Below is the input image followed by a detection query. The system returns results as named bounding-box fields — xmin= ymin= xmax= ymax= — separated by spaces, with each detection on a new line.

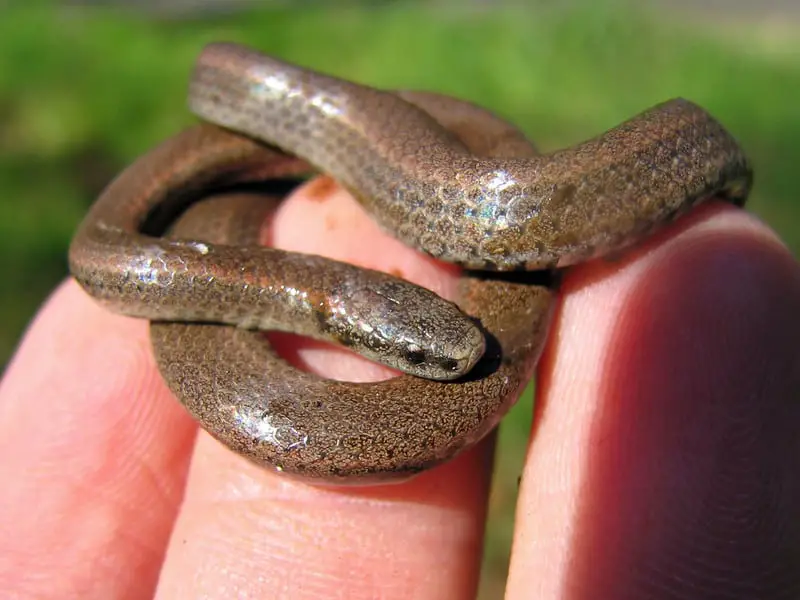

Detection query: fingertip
xmin=0 ymin=280 xmax=198 ymax=595
xmin=1 ymin=280 xmax=190 ymax=459
xmin=509 ymin=203 xmax=800 ymax=598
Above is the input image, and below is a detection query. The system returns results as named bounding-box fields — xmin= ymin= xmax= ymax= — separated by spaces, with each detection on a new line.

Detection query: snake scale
xmin=69 ymin=43 xmax=752 ymax=484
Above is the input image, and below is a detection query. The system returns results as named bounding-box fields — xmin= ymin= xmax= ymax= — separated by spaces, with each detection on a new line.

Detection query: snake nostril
xmin=441 ymin=358 xmax=461 ymax=373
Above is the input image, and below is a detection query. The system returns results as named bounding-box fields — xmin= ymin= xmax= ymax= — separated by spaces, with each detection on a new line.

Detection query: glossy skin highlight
xmin=67 ymin=126 xmax=485 ymax=382
xmin=190 ymin=43 xmax=752 ymax=270
xmin=68 ymin=42 xmax=752 ymax=483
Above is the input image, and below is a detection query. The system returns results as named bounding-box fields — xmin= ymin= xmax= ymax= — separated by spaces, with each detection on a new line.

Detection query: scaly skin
xmin=68 ymin=42 xmax=752 ymax=482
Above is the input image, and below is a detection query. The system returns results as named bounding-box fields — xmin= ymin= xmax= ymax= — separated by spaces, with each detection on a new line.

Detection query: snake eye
xmin=404 ymin=348 xmax=426 ymax=366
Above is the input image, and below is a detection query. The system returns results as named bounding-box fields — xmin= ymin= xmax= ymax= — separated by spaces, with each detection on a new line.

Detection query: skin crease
xmin=0 ymin=183 xmax=798 ymax=598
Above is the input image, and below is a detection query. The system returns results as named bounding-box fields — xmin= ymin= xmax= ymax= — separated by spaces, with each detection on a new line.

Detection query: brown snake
xmin=68 ymin=42 xmax=752 ymax=484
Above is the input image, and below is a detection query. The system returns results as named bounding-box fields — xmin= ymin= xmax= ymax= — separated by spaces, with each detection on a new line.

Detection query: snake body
xmin=68 ymin=42 xmax=752 ymax=483
xmin=189 ymin=43 xmax=751 ymax=270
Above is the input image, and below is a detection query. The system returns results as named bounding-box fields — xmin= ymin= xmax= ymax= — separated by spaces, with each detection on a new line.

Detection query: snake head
xmin=320 ymin=275 xmax=486 ymax=381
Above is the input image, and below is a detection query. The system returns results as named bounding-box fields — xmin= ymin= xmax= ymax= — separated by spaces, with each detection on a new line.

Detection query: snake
xmin=68 ymin=42 xmax=752 ymax=484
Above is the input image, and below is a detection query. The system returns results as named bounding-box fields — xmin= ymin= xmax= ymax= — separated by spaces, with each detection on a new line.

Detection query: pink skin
xmin=0 ymin=177 xmax=798 ymax=599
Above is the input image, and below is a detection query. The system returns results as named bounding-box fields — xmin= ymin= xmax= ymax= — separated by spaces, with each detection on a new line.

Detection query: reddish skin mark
xmin=303 ymin=175 xmax=338 ymax=202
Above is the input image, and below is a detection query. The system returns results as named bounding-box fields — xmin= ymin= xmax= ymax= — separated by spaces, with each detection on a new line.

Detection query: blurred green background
xmin=1 ymin=1 xmax=797 ymax=597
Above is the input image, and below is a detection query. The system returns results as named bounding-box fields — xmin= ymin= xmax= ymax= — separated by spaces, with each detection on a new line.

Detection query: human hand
xmin=1 ymin=178 xmax=798 ymax=599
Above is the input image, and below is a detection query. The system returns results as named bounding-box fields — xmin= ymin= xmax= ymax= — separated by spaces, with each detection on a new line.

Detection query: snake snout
xmin=418 ymin=318 xmax=486 ymax=382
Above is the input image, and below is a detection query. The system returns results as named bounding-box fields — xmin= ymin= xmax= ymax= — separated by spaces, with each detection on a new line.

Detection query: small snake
xmin=68 ymin=42 xmax=752 ymax=484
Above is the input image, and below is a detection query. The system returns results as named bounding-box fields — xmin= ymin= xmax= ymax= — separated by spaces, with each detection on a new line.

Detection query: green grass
xmin=1 ymin=3 xmax=798 ymax=597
